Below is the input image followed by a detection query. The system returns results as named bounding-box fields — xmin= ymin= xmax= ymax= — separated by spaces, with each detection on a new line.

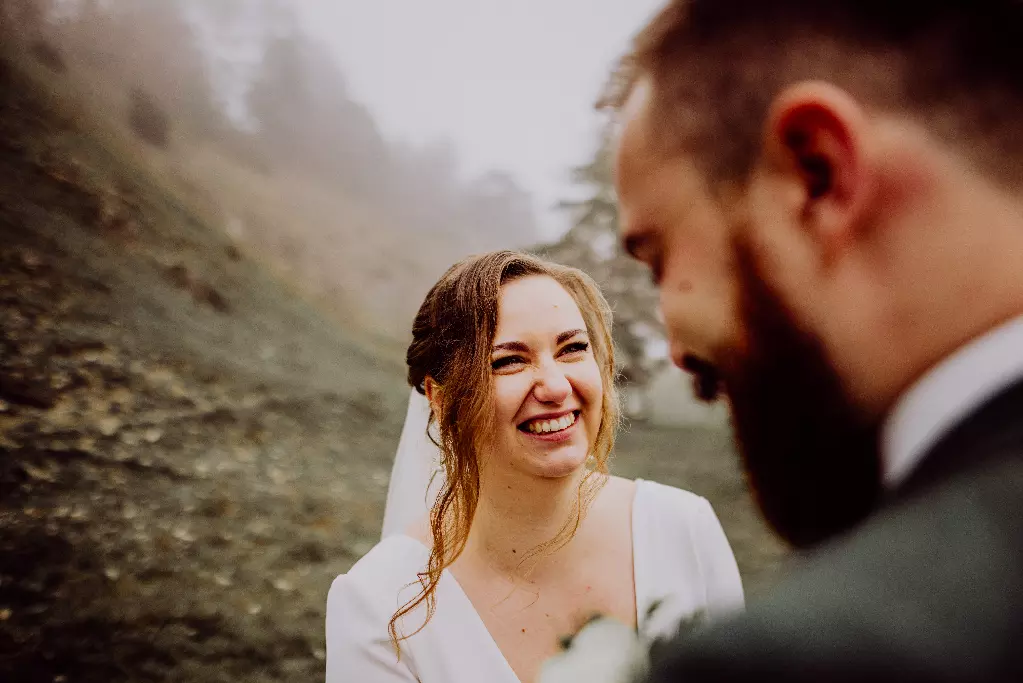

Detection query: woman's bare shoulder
xmin=404 ymin=515 xmax=433 ymax=548
xmin=602 ymin=475 xmax=638 ymax=509
xmin=583 ymin=475 xmax=639 ymax=539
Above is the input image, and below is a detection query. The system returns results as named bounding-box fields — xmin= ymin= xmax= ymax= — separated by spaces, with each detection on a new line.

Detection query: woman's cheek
xmin=491 ymin=373 xmax=528 ymax=423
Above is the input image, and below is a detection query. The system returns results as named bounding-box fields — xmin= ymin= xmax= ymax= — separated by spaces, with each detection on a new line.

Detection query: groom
xmin=601 ymin=0 xmax=1023 ymax=680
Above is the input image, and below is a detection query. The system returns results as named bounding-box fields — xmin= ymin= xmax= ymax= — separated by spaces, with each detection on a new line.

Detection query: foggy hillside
xmin=0 ymin=3 xmax=786 ymax=682
xmin=7 ymin=0 xmax=543 ymax=345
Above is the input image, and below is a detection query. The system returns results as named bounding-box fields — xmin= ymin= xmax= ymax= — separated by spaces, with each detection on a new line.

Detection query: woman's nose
xmin=532 ymin=361 xmax=571 ymax=404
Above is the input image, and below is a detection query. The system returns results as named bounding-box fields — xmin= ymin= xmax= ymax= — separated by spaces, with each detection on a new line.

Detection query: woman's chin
xmin=527 ymin=449 xmax=589 ymax=479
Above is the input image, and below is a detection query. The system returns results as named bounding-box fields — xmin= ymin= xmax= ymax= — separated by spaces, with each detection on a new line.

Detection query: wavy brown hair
xmin=387 ymin=250 xmax=620 ymax=653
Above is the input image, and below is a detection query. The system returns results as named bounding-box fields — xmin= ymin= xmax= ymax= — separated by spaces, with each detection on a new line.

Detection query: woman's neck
xmin=464 ymin=466 xmax=592 ymax=578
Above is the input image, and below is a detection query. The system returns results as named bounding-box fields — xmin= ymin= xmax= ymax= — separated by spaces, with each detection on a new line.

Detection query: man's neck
xmin=465 ymin=466 xmax=592 ymax=578
xmin=853 ymin=159 xmax=1023 ymax=420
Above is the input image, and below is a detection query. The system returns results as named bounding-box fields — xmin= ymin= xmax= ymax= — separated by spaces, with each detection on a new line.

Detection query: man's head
xmin=611 ymin=0 xmax=1023 ymax=546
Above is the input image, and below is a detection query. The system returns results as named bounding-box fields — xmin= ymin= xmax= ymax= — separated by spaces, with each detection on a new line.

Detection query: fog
xmin=293 ymin=0 xmax=664 ymax=238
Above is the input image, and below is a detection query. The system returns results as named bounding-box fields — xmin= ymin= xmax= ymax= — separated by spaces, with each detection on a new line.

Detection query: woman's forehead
xmin=495 ymin=276 xmax=586 ymax=339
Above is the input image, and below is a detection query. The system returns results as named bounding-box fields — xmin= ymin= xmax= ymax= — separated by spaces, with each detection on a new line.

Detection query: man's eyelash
xmin=650 ymin=260 xmax=664 ymax=286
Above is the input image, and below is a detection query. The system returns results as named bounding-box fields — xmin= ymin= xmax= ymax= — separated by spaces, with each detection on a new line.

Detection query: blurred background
xmin=0 ymin=1 xmax=786 ymax=681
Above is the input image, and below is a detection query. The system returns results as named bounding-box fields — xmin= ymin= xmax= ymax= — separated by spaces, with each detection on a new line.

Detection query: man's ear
xmin=760 ymin=81 xmax=872 ymax=265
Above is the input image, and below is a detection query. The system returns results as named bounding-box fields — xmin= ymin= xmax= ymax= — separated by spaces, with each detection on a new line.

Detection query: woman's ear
xmin=424 ymin=377 xmax=443 ymax=419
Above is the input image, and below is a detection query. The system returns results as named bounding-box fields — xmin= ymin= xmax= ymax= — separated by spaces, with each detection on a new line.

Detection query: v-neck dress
xmin=325 ymin=480 xmax=744 ymax=683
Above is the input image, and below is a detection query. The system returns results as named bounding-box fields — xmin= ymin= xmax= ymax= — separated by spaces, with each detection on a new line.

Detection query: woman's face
xmin=486 ymin=275 xmax=604 ymax=479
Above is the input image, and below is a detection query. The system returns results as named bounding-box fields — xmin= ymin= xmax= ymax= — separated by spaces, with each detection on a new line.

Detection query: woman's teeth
xmin=526 ymin=412 xmax=577 ymax=434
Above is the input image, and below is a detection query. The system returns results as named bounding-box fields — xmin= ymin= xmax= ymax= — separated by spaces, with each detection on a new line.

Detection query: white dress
xmin=326 ymin=479 xmax=744 ymax=683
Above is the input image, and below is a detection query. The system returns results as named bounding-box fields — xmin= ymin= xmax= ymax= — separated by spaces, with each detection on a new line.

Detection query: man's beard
xmin=685 ymin=240 xmax=882 ymax=549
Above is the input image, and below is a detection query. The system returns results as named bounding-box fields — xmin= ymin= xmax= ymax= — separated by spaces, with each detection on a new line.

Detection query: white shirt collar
xmin=882 ymin=314 xmax=1023 ymax=489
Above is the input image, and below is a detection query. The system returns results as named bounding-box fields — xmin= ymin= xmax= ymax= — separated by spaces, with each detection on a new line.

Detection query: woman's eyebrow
xmin=492 ymin=329 xmax=587 ymax=353
xmin=492 ymin=340 xmax=529 ymax=353
xmin=557 ymin=329 xmax=587 ymax=344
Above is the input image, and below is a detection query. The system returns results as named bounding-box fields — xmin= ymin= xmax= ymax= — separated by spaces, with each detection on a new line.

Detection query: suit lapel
xmin=890 ymin=376 xmax=1023 ymax=504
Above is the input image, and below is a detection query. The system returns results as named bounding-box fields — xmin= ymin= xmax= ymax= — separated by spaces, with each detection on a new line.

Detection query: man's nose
xmin=533 ymin=361 xmax=571 ymax=404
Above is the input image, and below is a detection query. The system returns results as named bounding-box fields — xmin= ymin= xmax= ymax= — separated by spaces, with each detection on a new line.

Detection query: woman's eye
xmin=491 ymin=356 xmax=523 ymax=371
xmin=561 ymin=341 xmax=590 ymax=356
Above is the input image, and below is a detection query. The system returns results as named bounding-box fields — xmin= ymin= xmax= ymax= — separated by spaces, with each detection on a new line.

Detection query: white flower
xmin=537 ymin=603 xmax=708 ymax=683
xmin=537 ymin=617 xmax=649 ymax=683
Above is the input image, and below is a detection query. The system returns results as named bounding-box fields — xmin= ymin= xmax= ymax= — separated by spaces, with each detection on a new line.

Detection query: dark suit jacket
xmin=647 ymin=378 xmax=1023 ymax=682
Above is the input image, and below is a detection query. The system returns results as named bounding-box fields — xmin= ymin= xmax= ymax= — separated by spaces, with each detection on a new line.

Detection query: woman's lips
xmin=519 ymin=410 xmax=580 ymax=443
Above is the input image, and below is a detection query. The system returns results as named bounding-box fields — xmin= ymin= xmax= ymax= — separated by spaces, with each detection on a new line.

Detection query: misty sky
xmin=292 ymin=0 xmax=664 ymax=239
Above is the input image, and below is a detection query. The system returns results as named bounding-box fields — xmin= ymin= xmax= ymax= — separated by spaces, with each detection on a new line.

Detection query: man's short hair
xmin=604 ymin=0 xmax=1023 ymax=185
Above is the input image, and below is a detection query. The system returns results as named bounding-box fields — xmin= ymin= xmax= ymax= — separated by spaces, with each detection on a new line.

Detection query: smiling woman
xmin=326 ymin=251 xmax=745 ymax=683
xmin=400 ymin=254 xmax=620 ymax=632
xmin=486 ymin=276 xmax=608 ymax=479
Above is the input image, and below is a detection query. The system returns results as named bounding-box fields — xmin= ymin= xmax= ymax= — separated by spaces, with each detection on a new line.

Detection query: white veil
xmin=381 ymin=388 xmax=445 ymax=539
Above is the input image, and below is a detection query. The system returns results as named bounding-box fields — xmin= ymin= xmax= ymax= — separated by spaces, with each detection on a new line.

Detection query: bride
xmin=326 ymin=251 xmax=743 ymax=683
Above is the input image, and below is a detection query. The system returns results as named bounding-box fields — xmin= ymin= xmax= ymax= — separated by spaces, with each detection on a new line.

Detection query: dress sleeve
xmin=693 ymin=498 xmax=745 ymax=617
xmin=326 ymin=574 xmax=420 ymax=683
